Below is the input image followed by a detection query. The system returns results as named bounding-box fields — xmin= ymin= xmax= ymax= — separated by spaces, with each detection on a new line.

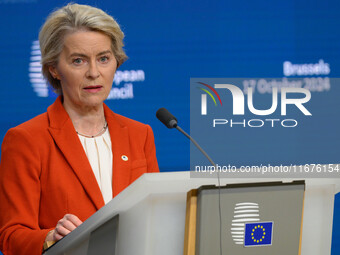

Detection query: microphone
xmin=155 ymin=108 xmax=178 ymax=129
xmin=156 ymin=108 xmax=216 ymax=167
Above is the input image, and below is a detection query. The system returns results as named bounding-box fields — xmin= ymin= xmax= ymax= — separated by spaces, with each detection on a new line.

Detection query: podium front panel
xmin=196 ymin=182 xmax=305 ymax=255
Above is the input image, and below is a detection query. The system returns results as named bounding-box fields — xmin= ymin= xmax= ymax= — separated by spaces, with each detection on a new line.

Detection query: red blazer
xmin=0 ymin=97 xmax=159 ymax=255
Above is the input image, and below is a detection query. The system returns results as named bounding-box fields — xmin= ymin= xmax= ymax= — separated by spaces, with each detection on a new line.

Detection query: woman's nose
xmin=86 ymin=60 xmax=100 ymax=79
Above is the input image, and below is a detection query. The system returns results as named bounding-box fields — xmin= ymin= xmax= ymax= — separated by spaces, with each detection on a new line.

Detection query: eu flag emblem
xmin=244 ymin=222 xmax=273 ymax=247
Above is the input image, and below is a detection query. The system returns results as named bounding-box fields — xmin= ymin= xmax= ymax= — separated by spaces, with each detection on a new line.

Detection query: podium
xmin=44 ymin=172 xmax=340 ymax=255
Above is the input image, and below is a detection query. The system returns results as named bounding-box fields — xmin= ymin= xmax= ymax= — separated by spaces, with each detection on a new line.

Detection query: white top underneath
xmin=78 ymin=128 xmax=113 ymax=204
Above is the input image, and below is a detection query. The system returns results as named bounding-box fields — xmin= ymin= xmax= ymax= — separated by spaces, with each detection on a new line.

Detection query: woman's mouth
xmin=83 ymin=85 xmax=103 ymax=93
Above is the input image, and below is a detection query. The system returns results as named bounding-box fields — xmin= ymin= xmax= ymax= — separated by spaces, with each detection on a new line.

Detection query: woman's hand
xmin=45 ymin=214 xmax=83 ymax=242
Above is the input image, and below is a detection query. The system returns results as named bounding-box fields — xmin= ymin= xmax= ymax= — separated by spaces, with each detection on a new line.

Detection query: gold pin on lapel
xmin=121 ymin=155 xmax=128 ymax=161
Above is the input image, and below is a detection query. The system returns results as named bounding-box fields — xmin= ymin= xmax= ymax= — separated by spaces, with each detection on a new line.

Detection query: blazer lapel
xmin=104 ymin=104 xmax=131 ymax=197
xmin=47 ymin=97 xmax=105 ymax=210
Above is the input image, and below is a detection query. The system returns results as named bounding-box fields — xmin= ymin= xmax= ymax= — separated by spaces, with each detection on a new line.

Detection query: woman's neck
xmin=63 ymin=100 xmax=106 ymax=137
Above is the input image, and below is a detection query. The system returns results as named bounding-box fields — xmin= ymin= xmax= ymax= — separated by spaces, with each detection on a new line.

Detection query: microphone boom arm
xmin=175 ymin=126 xmax=216 ymax=167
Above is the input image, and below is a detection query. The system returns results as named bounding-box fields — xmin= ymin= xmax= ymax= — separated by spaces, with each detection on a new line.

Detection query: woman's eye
xmin=73 ymin=58 xmax=83 ymax=65
xmin=99 ymin=56 xmax=109 ymax=63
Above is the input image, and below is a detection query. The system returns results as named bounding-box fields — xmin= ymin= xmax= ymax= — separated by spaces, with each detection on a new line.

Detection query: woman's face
xmin=49 ymin=30 xmax=117 ymax=110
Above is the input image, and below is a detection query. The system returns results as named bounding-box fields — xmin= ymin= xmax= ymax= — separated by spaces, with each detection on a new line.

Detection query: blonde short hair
xmin=39 ymin=3 xmax=127 ymax=94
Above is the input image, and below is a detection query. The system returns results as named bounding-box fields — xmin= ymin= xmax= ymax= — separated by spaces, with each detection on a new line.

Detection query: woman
xmin=0 ymin=3 xmax=159 ymax=255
